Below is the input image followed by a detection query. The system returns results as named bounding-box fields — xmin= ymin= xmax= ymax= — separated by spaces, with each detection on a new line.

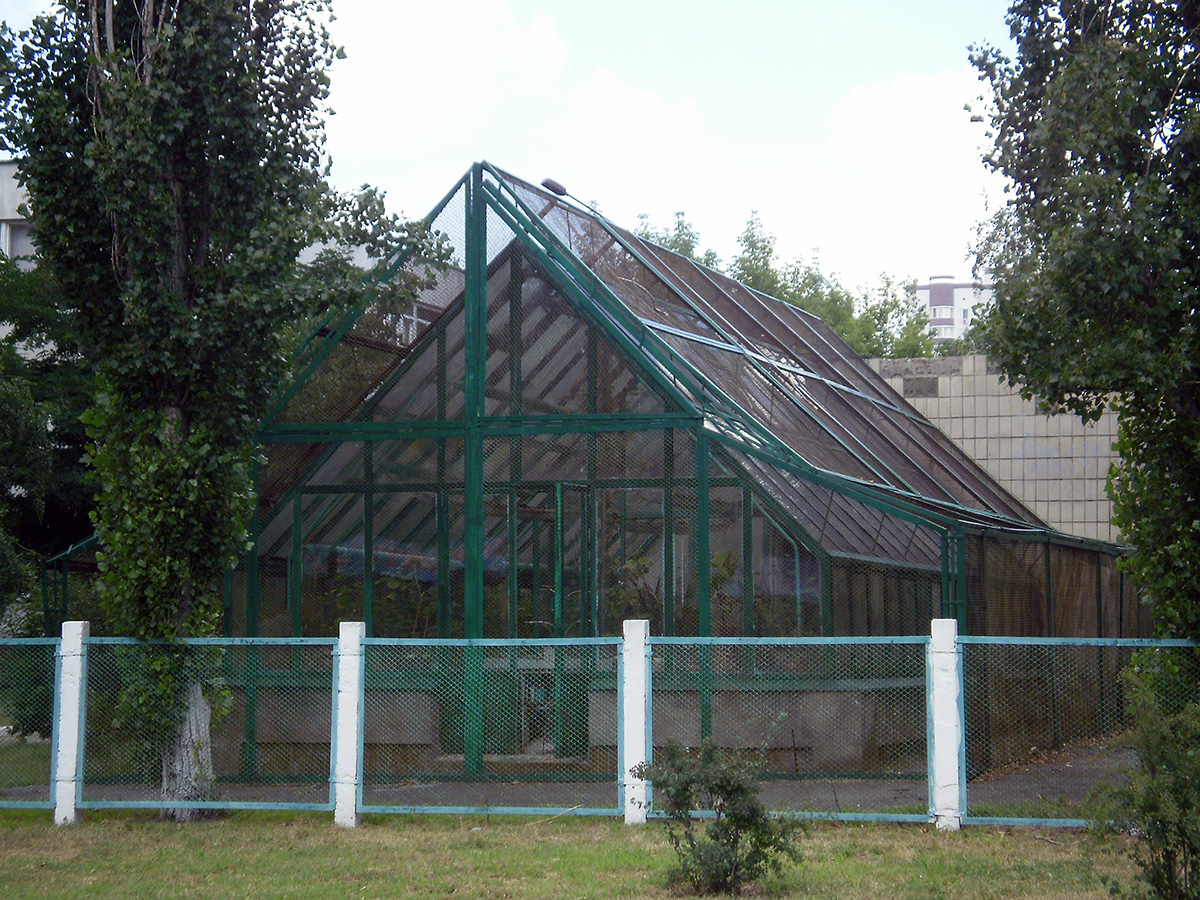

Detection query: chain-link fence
xmin=80 ymin=637 xmax=337 ymax=811
xmin=0 ymin=638 xmax=58 ymax=809
xmin=649 ymin=637 xmax=930 ymax=821
xmin=361 ymin=637 xmax=622 ymax=814
xmin=16 ymin=629 xmax=1197 ymax=825
xmin=961 ymin=637 xmax=1193 ymax=824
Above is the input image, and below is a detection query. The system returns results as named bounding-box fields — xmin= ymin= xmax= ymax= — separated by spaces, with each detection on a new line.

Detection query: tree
xmin=972 ymin=1 xmax=1200 ymax=637
xmin=730 ymin=214 xmax=934 ymax=358
xmin=635 ymin=211 xmax=721 ymax=269
xmin=0 ymin=257 xmax=93 ymax=570
xmin=0 ymin=0 xmax=427 ymax=817
xmin=0 ymin=338 xmax=51 ymax=615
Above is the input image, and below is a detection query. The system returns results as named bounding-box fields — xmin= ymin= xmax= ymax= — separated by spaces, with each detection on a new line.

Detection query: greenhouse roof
xmin=257 ymin=162 xmax=1051 ymax=550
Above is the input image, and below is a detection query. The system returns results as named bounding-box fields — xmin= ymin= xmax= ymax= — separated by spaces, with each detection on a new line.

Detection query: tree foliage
xmin=635 ymin=211 xmax=721 ymax=269
xmin=0 ymin=337 xmax=51 ymax=608
xmin=972 ymin=0 xmax=1200 ymax=636
xmin=730 ymin=213 xmax=934 ymax=358
xmin=0 ymin=256 xmax=94 ymax=572
xmin=637 ymin=210 xmax=934 ymax=358
xmin=2 ymin=0 xmax=375 ymax=641
xmin=633 ymin=740 xmax=803 ymax=895
xmin=1 ymin=0 xmax=437 ymax=815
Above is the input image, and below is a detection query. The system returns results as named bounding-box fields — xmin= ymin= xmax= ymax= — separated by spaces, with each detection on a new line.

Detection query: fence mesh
xmin=650 ymin=638 xmax=928 ymax=818
xmin=0 ymin=640 xmax=57 ymax=807
xmin=80 ymin=639 xmax=336 ymax=808
xmin=961 ymin=639 xmax=1191 ymax=822
xmin=361 ymin=639 xmax=621 ymax=812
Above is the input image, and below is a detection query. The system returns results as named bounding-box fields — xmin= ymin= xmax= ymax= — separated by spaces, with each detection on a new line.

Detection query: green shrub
xmin=633 ymin=739 xmax=803 ymax=895
xmin=1093 ymin=655 xmax=1200 ymax=899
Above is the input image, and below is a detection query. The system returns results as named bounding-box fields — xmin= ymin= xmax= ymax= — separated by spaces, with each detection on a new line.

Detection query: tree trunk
xmin=160 ymin=680 xmax=216 ymax=821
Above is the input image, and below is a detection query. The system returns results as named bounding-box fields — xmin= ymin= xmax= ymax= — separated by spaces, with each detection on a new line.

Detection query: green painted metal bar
xmin=820 ymin=553 xmax=834 ymax=636
xmin=663 ymin=430 xmax=676 ymax=636
xmin=956 ymin=526 xmax=969 ymax=633
xmin=585 ymin=330 xmax=598 ymax=639
xmin=437 ymin=493 xmax=450 ymax=639
xmin=552 ymin=483 xmax=567 ymax=757
xmin=531 ymin=517 xmax=543 ymax=638
xmin=291 ymin=497 xmax=303 ymax=637
xmin=509 ymin=254 xmax=523 ymax=639
xmin=223 ymin=568 xmax=234 ymax=638
xmin=697 ymin=433 xmax=712 ymax=637
xmin=363 ymin=441 xmax=375 ymax=637
xmin=940 ymin=532 xmax=952 ymax=620
xmin=463 ymin=164 xmax=487 ymax=776
xmin=742 ymin=487 xmax=754 ymax=639
xmin=243 ymin=642 xmax=260 ymax=780
xmin=58 ymin=562 xmax=67 ymax=629
xmin=39 ymin=563 xmax=51 ymax=635
xmin=742 ymin=487 xmax=755 ymax=673
xmin=648 ymin=635 xmax=929 ymax=647
xmin=959 ymin=635 xmax=1194 ymax=647
xmin=437 ymin=331 xmax=450 ymax=639
xmin=554 ymin=482 xmax=565 ymax=638
xmin=697 ymin=432 xmax=714 ymax=740
xmin=247 ymin=462 xmax=262 ymax=638
xmin=464 ymin=164 xmax=486 ymax=639
xmin=259 ymin=411 xmax=699 ymax=443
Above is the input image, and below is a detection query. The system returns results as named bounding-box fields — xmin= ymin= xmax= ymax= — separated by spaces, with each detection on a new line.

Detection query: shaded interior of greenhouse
xmin=43 ymin=162 xmax=1150 ymax=643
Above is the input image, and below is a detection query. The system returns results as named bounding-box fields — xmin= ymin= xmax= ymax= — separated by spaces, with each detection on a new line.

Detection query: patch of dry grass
xmin=0 ymin=811 xmax=1137 ymax=899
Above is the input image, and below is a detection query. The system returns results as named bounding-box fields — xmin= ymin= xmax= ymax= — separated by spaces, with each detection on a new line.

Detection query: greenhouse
xmin=44 ymin=162 xmax=1147 ymax=642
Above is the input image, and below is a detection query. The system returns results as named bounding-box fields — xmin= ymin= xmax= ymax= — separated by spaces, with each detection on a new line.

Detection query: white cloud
xmin=325 ymin=0 xmax=569 ymax=213
xmin=322 ymin=4 xmax=1006 ymax=290
xmin=798 ymin=67 xmax=1004 ymax=286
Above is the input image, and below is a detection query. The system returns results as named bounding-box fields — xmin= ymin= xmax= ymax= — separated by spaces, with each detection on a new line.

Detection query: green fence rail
xmin=3 ymin=627 xmax=1193 ymax=827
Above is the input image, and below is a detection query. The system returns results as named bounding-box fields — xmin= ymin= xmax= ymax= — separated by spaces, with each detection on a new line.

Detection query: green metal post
xmin=585 ymin=331 xmax=598 ymax=638
xmin=437 ymin=333 xmax=450 ymax=639
xmin=820 ymin=553 xmax=834 ymax=636
xmin=39 ymin=564 xmax=50 ymax=636
xmin=553 ymin=482 xmax=566 ymax=756
xmin=363 ymin=441 xmax=375 ymax=637
xmin=697 ymin=433 xmax=713 ymax=741
xmin=957 ymin=527 xmax=968 ymax=631
xmin=554 ymin=483 xmax=565 ymax=637
xmin=508 ymin=256 xmax=523 ymax=638
xmin=742 ymin=489 xmax=755 ymax=674
xmin=247 ymin=464 xmax=261 ymax=638
xmin=222 ymin=568 xmax=234 ymax=638
xmin=291 ymin=497 xmax=303 ymax=637
xmin=463 ymin=164 xmax=487 ymax=776
xmin=663 ymin=431 xmax=675 ymax=636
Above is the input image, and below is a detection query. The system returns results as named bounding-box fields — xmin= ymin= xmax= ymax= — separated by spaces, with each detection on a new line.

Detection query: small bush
xmin=633 ymin=739 xmax=803 ymax=895
xmin=1092 ymin=655 xmax=1200 ymax=899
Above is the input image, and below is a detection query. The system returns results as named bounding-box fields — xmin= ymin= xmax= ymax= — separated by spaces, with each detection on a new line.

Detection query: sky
xmin=5 ymin=0 xmax=1017 ymax=290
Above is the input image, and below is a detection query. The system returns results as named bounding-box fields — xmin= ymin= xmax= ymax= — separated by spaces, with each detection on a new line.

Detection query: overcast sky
xmin=6 ymin=0 xmax=1017 ymax=290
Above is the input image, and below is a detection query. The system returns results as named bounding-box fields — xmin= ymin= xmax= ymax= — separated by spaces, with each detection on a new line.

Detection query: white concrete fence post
xmin=929 ymin=618 xmax=964 ymax=832
xmin=622 ymin=619 xmax=651 ymax=824
xmin=53 ymin=620 xmax=89 ymax=826
xmin=334 ymin=621 xmax=365 ymax=828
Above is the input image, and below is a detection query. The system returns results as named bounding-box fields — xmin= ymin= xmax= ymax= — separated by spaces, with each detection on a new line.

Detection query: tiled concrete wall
xmin=869 ymin=355 xmax=1120 ymax=544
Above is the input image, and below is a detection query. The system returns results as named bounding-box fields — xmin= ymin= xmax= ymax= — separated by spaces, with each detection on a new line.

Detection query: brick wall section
xmin=869 ymin=355 xmax=1120 ymax=544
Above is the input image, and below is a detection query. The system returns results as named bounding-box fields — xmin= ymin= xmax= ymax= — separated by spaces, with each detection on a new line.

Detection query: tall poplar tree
xmin=1 ymin=0 xmax=380 ymax=816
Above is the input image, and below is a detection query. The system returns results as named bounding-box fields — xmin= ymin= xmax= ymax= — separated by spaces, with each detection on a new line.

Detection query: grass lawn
xmin=0 ymin=811 xmax=1138 ymax=899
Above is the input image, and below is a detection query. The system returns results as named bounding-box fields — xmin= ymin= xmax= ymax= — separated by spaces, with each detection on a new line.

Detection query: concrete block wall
xmin=870 ymin=355 xmax=1120 ymax=544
